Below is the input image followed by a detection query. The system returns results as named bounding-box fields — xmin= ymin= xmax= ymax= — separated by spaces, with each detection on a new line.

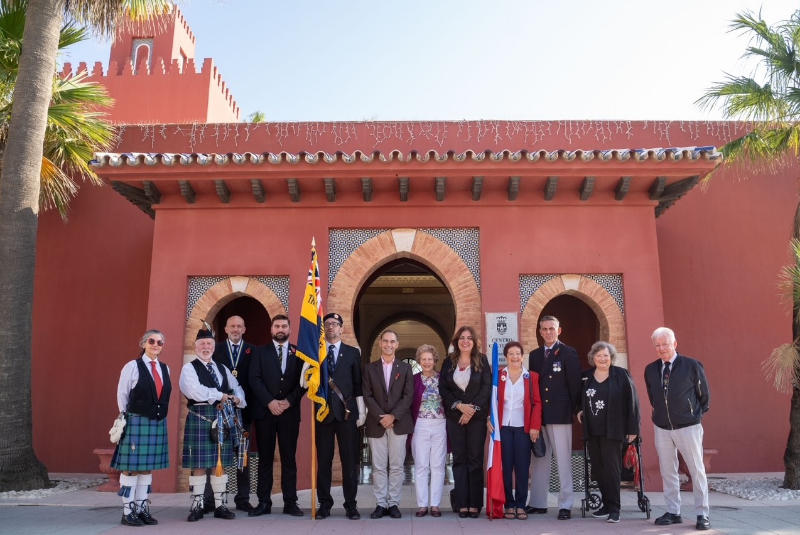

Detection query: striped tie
xmin=206 ymin=362 xmax=221 ymax=389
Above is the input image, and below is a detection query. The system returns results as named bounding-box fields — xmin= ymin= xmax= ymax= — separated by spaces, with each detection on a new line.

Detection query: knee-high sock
xmin=135 ymin=473 xmax=152 ymax=511
xmin=119 ymin=474 xmax=138 ymax=514
xmin=210 ymin=474 xmax=229 ymax=508
xmin=189 ymin=475 xmax=207 ymax=508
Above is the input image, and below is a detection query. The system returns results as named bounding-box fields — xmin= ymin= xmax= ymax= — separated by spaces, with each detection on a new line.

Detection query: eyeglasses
xmin=147 ymin=339 xmax=164 ymax=346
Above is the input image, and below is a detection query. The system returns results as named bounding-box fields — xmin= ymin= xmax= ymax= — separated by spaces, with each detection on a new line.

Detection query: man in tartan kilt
xmin=111 ymin=329 xmax=171 ymax=527
xmin=179 ymin=326 xmax=247 ymax=522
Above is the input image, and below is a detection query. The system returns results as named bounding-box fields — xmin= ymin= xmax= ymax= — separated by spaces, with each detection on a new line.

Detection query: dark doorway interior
xmin=213 ymin=295 xmax=272 ymax=345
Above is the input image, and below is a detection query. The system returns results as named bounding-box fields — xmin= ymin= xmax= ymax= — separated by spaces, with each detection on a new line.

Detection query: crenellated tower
xmin=61 ymin=5 xmax=240 ymax=123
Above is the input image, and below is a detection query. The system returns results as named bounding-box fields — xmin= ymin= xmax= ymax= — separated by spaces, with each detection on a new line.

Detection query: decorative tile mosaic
xmin=519 ymin=275 xmax=558 ymax=311
xmin=328 ymin=228 xmax=481 ymax=292
xmin=186 ymin=276 xmax=226 ymax=319
xmin=186 ymin=276 xmax=290 ymax=319
xmin=419 ymin=228 xmax=480 ymax=292
xmin=254 ymin=276 xmax=290 ymax=313
xmin=584 ymin=274 xmax=625 ymax=316
xmin=328 ymin=229 xmax=390 ymax=290
xmin=519 ymin=274 xmax=624 ymax=316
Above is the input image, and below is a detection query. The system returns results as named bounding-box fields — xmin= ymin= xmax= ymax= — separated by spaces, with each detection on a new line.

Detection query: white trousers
xmin=529 ymin=423 xmax=574 ymax=509
xmin=369 ymin=427 xmax=407 ymax=508
xmin=411 ymin=418 xmax=447 ymax=507
xmin=654 ymin=423 xmax=709 ymax=517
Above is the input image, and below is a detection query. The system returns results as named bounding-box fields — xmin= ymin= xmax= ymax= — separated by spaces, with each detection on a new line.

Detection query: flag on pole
xmin=486 ymin=341 xmax=505 ymax=519
xmin=296 ymin=238 xmax=330 ymax=422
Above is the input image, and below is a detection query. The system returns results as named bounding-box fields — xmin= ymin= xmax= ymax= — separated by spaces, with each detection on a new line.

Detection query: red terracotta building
xmin=35 ymin=6 xmax=792 ymax=493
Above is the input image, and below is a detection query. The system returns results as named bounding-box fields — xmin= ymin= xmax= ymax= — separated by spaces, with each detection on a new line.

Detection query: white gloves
xmin=356 ymin=396 xmax=366 ymax=427
xmin=300 ymin=361 xmax=311 ymax=388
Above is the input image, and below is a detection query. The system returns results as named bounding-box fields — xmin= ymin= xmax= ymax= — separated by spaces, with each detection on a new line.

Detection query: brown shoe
xmin=430 ymin=507 xmax=442 ymax=517
xmin=416 ymin=508 xmax=428 ymax=517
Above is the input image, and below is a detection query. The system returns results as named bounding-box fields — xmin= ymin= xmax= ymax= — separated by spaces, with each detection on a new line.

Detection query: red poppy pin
xmin=245 ymin=348 xmax=251 ymax=355
xmin=554 ymin=348 xmax=561 ymax=356
xmin=395 ymin=373 xmax=400 ymax=380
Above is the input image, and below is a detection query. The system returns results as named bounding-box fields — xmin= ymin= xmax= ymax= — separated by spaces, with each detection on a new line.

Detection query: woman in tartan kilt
xmin=179 ymin=326 xmax=247 ymax=522
xmin=111 ymin=329 xmax=171 ymax=527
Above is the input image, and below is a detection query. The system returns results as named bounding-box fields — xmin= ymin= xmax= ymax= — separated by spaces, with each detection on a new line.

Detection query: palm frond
xmin=778 ymin=239 xmax=800 ymax=316
xmin=65 ymin=0 xmax=173 ymax=39
xmin=696 ymin=74 xmax=783 ymax=120
xmin=762 ymin=341 xmax=800 ymax=394
xmin=39 ymin=157 xmax=78 ymax=218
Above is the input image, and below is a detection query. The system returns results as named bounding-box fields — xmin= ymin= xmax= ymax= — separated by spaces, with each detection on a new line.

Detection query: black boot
xmin=121 ymin=502 xmax=144 ymax=527
xmin=136 ymin=500 xmax=158 ymax=525
xmin=187 ymin=495 xmax=205 ymax=522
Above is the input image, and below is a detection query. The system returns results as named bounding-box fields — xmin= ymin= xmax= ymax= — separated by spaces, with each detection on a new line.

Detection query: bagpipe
xmin=211 ymin=396 xmax=250 ymax=477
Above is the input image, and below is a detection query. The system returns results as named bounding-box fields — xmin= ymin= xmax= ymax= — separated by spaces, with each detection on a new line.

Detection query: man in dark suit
xmin=248 ymin=315 xmax=306 ymax=517
xmin=314 ymin=312 xmax=366 ymax=520
xmin=362 ymin=329 xmax=414 ymax=520
xmin=526 ymin=315 xmax=581 ymax=520
xmin=204 ymin=315 xmax=256 ymax=513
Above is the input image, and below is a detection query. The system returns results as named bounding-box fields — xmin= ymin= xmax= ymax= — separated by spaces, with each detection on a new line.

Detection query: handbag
xmin=109 ymin=412 xmax=127 ymax=444
xmin=527 ymin=376 xmax=546 ymax=457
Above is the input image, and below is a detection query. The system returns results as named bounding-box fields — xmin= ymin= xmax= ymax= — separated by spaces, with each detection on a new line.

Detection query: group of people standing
xmin=110 ymin=313 xmax=712 ymax=531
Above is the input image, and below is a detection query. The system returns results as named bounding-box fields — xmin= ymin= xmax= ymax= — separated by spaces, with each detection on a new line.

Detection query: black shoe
xmin=655 ymin=512 xmax=683 ymax=525
xmin=203 ymin=501 xmax=215 ymax=514
xmin=557 ymin=508 xmax=571 ymax=520
xmin=607 ymin=511 xmax=620 ymax=523
xmin=214 ymin=505 xmax=236 ymax=520
xmin=696 ymin=515 xmax=711 ymax=530
xmin=525 ymin=506 xmax=547 ymax=514
xmin=235 ymin=502 xmax=255 ymax=513
xmin=591 ymin=506 xmax=609 ymax=518
xmin=388 ymin=505 xmax=402 ymax=519
xmin=121 ymin=511 xmax=144 ymax=527
xmin=248 ymin=502 xmax=271 ymax=517
xmin=371 ymin=506 xmax=388 ymax=519
xmin=458 ymin=510 xmax=469 ymax=518
xmin=316 ymin=506 xmax=330 ymax=518
xmin=283 ymin=503 xmax=304 ymax=517
xmin=187 ymin=506 xmax=204 ymax=522
xmin=468 ymin=511 xmax=480 ymax=519
xmin=346 ymin=507 xmax=361 ymax=520
xmin=137 ymin=509 xmax=158 ymax=525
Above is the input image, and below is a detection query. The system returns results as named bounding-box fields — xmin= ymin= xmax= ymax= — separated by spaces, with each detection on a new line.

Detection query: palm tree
xmin=0 ymin=0 xmax=171 ymax=492
xmin=698 ymin=8 xmax=800 ymax=489
xmin=0 ymin=1 xmax=116 ymax=217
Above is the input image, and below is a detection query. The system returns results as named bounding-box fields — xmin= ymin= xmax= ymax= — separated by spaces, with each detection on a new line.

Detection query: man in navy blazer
xmin=314 ymin=312 xmax=366 ymax=520
xmin=248 ymin=315 xmax=306 ymax=517
xmin=526 ymin=315 xmax=581 ymax=520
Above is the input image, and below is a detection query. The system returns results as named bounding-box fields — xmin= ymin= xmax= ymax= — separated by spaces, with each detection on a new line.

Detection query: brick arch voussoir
xmin=184 ymin=277 xmax=287 ymax=352
xmin=328 ymin=230 xmax=482 ymax=349
xmin=520 ymin=275 xmax=626 ymax=354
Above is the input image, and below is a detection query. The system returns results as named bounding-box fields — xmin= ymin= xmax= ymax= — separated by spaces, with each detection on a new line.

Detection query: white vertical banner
xmin=485 ymin=312 xmax=518 ymax=367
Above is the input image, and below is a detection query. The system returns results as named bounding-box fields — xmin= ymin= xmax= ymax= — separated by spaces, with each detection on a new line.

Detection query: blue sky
xmin=63 ymin=0 xmax=800 ymax=122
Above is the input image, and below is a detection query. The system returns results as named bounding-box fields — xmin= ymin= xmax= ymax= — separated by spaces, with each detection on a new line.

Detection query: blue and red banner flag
xmin=486 ymin=341 xmax=505 ymax=519
xmin=296 ymin=238 xmax=330 ymax=422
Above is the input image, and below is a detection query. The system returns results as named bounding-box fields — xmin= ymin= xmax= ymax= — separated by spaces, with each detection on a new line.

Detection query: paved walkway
xmin=1 ymin=473 xmax=798 ymax=534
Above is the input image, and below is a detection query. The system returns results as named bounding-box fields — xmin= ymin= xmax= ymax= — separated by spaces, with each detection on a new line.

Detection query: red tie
xmin=150 ymin=360 xmax=163 ymax=399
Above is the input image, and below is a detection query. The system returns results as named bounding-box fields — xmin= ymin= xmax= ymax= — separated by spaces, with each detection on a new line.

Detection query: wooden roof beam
xmin=435 ymin=176 xmax=446 ymax=202
xmin=179 ymin=180 xmax=196 ymax=204
xmin=362 ymin=177 xmax=373 ymax=202
xmin=507 ymin=176 xmax=520 ymax=201
xmin=398 ymin=177 xmax=409 ymax=202
xmin=580 ymin=176 xmax=595 ymax=201
xmin=324 ymin=177 xmax=336 ymax=202
xmin=214 ymin=179 xmax=230 ymax=203
xmin=251 ymin=179 xmax=266 ymax=203
xmin=472 ymin=176 xmax=484 ymax=201
xmin=615 ymin=176 xmax=632 ymax=201
xmin=287 ymin=178 xmax=301 ymax=202
xmin=142 ymin=181 xmax=161 ymax=204
xmin=649 ymin=176 xmax=667 ymax=200
xmin=111 ymin=181 xmax=155 ymax=219
xmin=544 ymin=176 xmax=558 ymax=201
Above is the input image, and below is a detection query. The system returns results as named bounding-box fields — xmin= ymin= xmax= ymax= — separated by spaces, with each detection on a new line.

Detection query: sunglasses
xmin=147 ymin=338 xmax=165 ymax=346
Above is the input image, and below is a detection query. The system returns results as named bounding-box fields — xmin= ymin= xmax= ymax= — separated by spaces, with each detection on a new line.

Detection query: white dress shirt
xmin=502 ymin=370 xmax=526 ymax=427
xmin=178 ymin=358 xmax=246 ymax=407
xmin=275 ymin=342 xmax=288 ymax=374
xmin=116 ymin=356 xmax=169 ymax=413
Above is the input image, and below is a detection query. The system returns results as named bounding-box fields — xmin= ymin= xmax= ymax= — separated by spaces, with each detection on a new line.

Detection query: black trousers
xmin=253 ymin=414 xmax=300 ymax=506
xmin=447 ymin=417 xmax=487 ymax=509
xmin=203 ymin=413 xmax=253 ymax=506
xmin=587 ymin=435 xmax=623 ymax=513
xmin=315 ymin=417 xmax=359 ymax=509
